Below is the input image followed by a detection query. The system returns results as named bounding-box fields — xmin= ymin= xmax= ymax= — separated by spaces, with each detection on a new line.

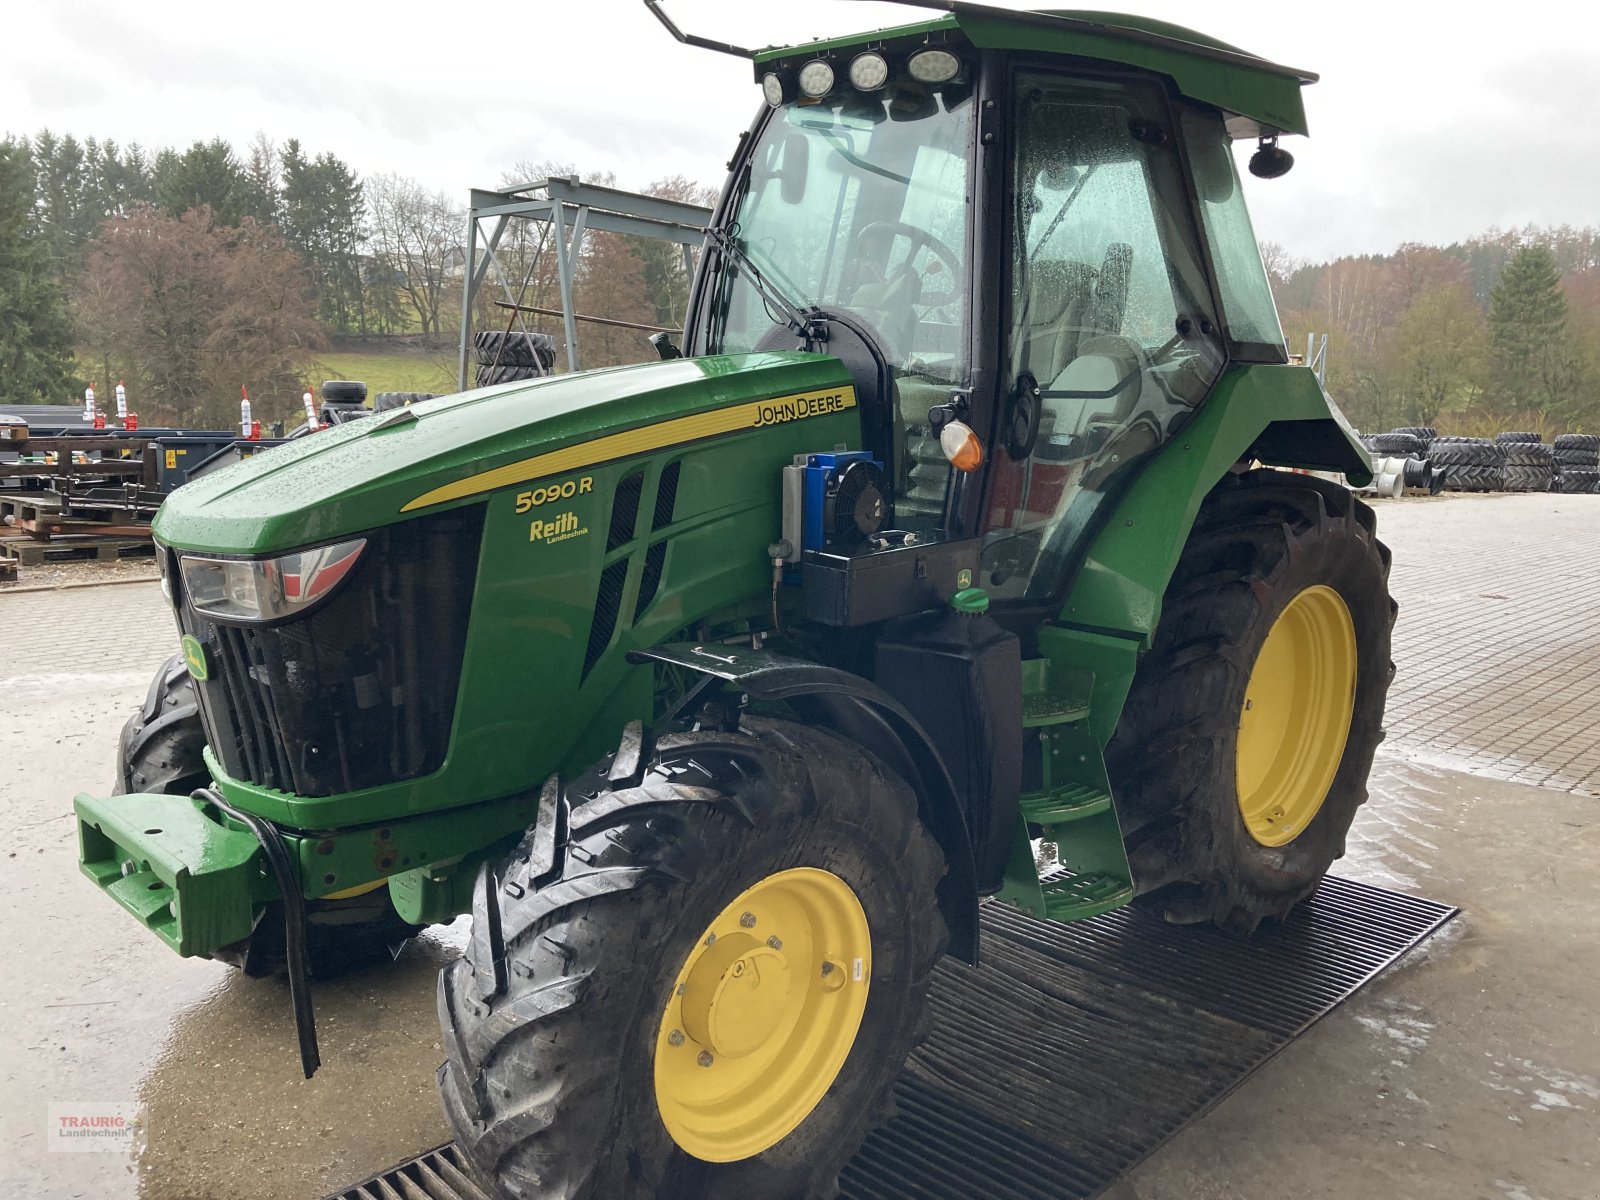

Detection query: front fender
xmin=629 ymin=643 xmax=980 ymax=963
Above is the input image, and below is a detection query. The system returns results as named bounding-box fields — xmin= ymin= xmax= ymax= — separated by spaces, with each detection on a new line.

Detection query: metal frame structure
xmin=458 ymin=177 xmax=712 ymax=388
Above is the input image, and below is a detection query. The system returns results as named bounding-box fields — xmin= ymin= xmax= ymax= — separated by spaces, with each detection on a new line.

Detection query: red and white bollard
xmin=240 ymin=386 xmax=261 ymax=440
xmin=84 ymin=384 xmax=106 ymax=428
xmin=115 ymin=381 xmax=138 ymax=430
xmin=302 ymin=389 xmax=321 ymax=432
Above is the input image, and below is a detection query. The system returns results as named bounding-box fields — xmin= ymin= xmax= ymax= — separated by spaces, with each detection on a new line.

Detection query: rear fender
xmin=1054 ymin=362 xmax=1373 ymax=746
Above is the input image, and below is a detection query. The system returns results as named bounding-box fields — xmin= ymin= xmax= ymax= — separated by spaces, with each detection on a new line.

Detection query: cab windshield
xmin=709 ymin=89 xmax=975 ymax=526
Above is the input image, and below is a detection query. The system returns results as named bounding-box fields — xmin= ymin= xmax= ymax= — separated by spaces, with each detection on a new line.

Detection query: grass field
xmin=313 ymin=350 xmax=458 ymax=398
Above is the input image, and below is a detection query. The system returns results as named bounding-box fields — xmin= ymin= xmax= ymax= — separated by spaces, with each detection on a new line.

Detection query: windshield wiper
xmin=706 ymin=226 xmax=827 ymax=346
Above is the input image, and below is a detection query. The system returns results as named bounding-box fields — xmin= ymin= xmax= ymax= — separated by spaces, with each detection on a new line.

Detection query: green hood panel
xmin=153 ymin=353 xmax=854 ymax=555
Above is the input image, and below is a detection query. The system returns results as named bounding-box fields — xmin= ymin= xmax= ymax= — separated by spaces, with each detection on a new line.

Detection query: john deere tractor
xmin=75 ymin=3 xmax=1394 ymax=1196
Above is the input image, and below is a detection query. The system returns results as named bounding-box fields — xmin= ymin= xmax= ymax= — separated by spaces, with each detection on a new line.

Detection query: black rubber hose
xmin=195 ymin=787 xmax=321 ymax=1078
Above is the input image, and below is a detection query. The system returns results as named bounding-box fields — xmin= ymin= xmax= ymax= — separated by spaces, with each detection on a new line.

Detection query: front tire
xmin=1106 ymin=470 xmax=1396 ymax=932
xmin=437 ymin=718 xmax=948 ymax=1200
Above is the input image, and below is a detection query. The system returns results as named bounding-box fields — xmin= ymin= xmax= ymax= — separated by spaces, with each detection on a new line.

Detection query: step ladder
xmin=997 ymin=660 xmax=1134 ymax=922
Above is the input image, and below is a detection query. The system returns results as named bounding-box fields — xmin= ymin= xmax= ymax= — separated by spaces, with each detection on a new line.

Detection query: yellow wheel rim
xmin=1236 ymin=584 xmax=1358 ymax=847
xmin=654 ymin=867 xmax=872 ymax=1162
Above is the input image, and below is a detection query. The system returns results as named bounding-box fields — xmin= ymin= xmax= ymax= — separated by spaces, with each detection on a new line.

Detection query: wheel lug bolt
xmin=697 ymin=1051 xmax=714 ymax=1067
xmin=739 ymin=912 xmax=757 ymax=928
xmin=820 ymin=961 xmax=834 ymax=977
xmin=767 ymin=936 xmax=782 ymax=950
xmin=704 ymin=933 xmax=716 ymax=946
xmin=668 ymin=1030 xmax=685 ymax=1047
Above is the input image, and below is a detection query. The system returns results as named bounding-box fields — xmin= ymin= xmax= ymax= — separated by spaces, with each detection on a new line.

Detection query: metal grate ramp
xmin=328 ymin=875 xmax=1456 ymax=1200
xmin=334 ymin=1143 xmax=493 ymax=1200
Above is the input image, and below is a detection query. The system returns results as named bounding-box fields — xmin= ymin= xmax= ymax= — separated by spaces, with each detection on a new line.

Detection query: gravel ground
xmin=0 ymin=557 xmax=158 ymax=592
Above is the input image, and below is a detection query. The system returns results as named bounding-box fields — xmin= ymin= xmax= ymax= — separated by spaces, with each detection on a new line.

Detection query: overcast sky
xmin=5 ymin=0 xmax=1597 ymax=262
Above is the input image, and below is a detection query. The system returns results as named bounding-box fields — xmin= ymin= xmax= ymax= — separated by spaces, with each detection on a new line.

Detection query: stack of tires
xmin=1553 ymin=433 xmax=1600 ymax=494
xmin=1494 ymin=432 xmax=1555 ymax=492
xmin=1359 ymin=431 xmax=1437 ymax=495
xmin=474 ymin=330 xmax=557 ymax=388
xmin=1426 ymin=436 xmax=1506 ymax=492
xmin=1364 ymin=431 xmax=1427 ymax=458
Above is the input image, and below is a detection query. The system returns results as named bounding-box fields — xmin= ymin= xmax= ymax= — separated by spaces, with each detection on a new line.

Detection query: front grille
xmin=179 ymin=505 xmax=485 ymax=796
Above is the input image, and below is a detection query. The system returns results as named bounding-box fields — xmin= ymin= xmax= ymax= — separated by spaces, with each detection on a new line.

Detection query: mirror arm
xmin=643 ymin=0 xmax=753 ymax=58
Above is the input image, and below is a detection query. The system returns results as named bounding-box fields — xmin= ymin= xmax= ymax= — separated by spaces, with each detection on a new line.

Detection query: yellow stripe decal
xmin=401 ymin=386 xmax=857 ymax=512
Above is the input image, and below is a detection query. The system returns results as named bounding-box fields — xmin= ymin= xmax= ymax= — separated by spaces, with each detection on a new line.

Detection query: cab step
xmin=1019 ymin=782 xmax=1111 ymax=825
xmin=1021 ymin=689 xmax=1090 ymax=727
xmin=1020 ymin=658 xmax=1092 ymax=727
xmin=1041 ymin=871 xmax=1135 ymax=921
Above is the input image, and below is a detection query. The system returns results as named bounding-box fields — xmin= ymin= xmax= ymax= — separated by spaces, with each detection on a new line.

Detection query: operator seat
xmin=1013 ymin=242 xmax=1132 ymax=383
xmin=1014 ymin=259 xmax=1097 ymax=385
xmin=1034 ymin=335 xmax=1142 ymax=466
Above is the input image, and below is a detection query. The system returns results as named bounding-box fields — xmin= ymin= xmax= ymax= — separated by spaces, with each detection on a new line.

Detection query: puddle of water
xmin=1341 ymin=752 xmax=1448 ymax=891
xmin=131 ymin=926 xmax=463 ymax=1199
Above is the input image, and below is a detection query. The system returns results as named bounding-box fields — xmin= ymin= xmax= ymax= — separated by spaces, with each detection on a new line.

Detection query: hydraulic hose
xmin=194 ymin=787 xmax=321 ymax=1079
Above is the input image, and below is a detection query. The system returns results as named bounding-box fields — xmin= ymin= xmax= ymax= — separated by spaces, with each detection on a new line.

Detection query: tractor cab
xmin=685 ymin=6 xmax=1320 ymax=609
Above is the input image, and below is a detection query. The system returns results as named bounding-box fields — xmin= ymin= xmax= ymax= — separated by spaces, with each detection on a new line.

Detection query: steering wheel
xmin=854 ymin=221 xmax=962 ymax=308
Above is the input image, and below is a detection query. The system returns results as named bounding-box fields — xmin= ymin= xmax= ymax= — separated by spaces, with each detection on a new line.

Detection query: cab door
xmin=980 ymin=71 xmax=1227 ymax=602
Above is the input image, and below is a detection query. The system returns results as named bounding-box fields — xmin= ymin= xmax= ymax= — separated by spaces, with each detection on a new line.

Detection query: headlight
xmin=762 ymin=71 xmax=790 ymax=107
xmin=155 ymin=543 xmax=172 ymax=603
xmin=180 ymin=538 xmax=366 ymax=623
xmin=798 ymin=59 xmax=835 ymax=98
xmin=907 ymin=48 xmax=962 ymax=84
xmin=848 ymin=52 xmax=889 ymax=92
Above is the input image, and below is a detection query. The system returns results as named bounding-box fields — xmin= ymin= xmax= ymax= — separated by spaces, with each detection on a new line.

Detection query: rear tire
xmin=118 ymin=653 xmax=421 ymax=979
xmin=1557 ymin=467 xmax=1600 ymax=494
xmin=1392 ymin=426 xmax=1437 ymax=442
xmin=474 ymin=363 xmax=543 ymax=388
xmin=437 ymin=718 xmax=947 ymax=1200
xmin=1365 ymin=432 xmax=1423 ymax=457
xmin=474 ymin=330 xmax=556 ymax=371
xmin=1429 ymin=437 xmax=1507 ymax=491
xmin=320 ymin=380 xmax=368 ymax=402
xmin=1105 ymin=471 xmax=1395 ymax=933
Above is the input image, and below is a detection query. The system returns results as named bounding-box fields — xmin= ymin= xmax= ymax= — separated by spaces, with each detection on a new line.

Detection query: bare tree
xmin=1258 ymin=240 xmax=1299 ymax=294
xmin=366 ymin=173 xmax=463 ymax=336
xmin=74 ymin=205 xmax=322 ymax=426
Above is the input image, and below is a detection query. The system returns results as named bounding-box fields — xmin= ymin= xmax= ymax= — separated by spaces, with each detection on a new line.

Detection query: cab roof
xmin=753 ymin=7 xmax=1314 ymax=138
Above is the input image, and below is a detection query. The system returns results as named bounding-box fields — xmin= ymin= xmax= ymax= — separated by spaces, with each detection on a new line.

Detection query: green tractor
xmin=76 ymin=3 xmax=1394 ymax=1196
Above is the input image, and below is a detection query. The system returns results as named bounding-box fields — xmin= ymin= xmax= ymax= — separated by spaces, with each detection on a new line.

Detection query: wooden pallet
xmin=0 ymin=535 xmax=155 ymax=566
xmin=0 ymin=493 xmax=59 ymax=524
xmin=0 ymin=492 xmax=151 ymax=538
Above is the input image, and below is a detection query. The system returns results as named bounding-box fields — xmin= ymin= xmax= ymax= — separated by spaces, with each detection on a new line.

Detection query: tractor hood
xmin=154 ymin=352 xmax=855 ymax=555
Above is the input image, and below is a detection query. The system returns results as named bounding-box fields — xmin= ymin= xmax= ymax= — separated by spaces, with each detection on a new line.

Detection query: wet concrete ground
xmin=2 ymin=493 xmax=1597 ymax=1199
